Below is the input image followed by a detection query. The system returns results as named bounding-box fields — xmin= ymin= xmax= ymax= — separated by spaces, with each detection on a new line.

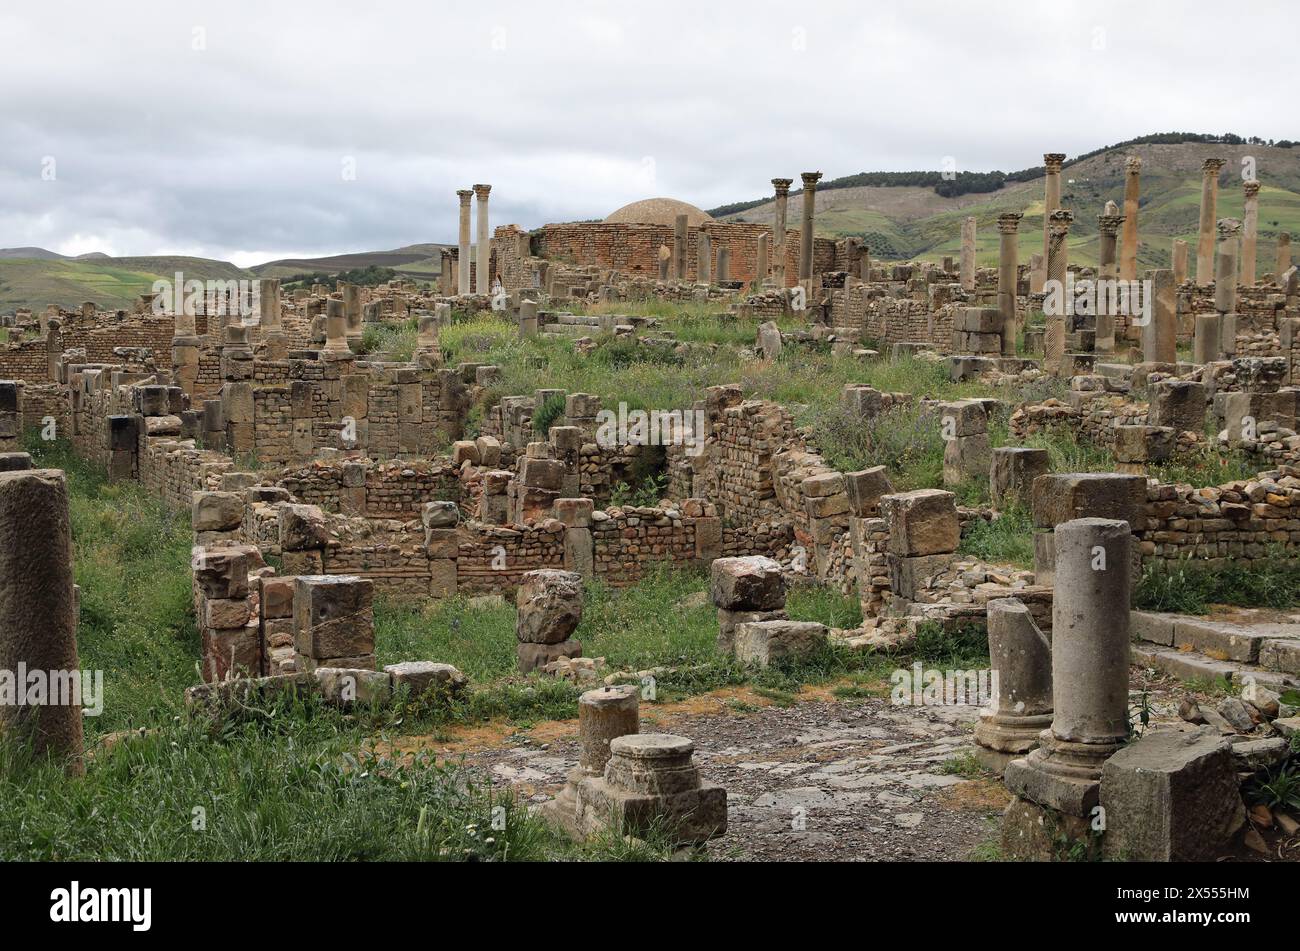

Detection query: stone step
xmin=1130 ymin=643 xmax=1298 ymax=689
xmin=1131 ymin=609 xmax=1300 ymax=670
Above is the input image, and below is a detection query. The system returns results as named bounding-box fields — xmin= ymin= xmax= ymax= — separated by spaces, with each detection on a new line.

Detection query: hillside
xmin=717 ymin=140 xmax=1300 ymax=278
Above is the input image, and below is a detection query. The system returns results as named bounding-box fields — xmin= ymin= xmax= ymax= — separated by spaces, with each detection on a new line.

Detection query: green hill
xmin=716 ymin=139 xmax=1300 ymax=279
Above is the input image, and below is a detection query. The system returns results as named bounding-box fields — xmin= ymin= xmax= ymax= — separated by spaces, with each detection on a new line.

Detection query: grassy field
xmin=0 ymin=255 xmax=248 ymax=314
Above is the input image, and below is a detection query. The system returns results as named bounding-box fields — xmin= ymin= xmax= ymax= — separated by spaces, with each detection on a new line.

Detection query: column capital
xmin=457 ymin=189 xmax=473 ymax=203
xmin=771 ymin=177 xmax=793 ymax=196
xmin=1097 ymin=214 xmax=1125 ymax=237
xmin=1048 ymin=209 xmax=1074 ymax=233
xmin=1125 ymin=155 xmax=1142 ymax=173
xmin=800 ymin=171 xmax=823 ymax=187
xmin=996 ymin=212 xmax=1023 ymax=234
xmin=1243 ymin=180 xmax=1261 ymax=198
xmin=1043 ymin=153 xmax=1066 ymax=173
xmin=1217 ymin=217 xmax=1242 ymax=240
xmin=1202 ymin=158 xmax=1227 ymax=175
xmin=473 ymin=183 xmax=492 ymax=199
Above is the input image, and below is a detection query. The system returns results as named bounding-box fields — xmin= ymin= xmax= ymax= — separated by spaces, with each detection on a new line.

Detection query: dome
xmin=605 ymin=198 xmax=714 ymax=228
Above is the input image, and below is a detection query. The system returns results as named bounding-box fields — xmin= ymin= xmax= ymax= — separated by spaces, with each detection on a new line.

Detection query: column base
xmin=1003 ymin=729 xmax=1125 ymax=817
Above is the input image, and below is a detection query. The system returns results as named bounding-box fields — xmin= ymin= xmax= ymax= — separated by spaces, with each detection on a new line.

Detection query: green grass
xmin=1135 ymin=551 xmax=1300 ymax=614
xmin=360 ymin=318 xmax=418 ymax=360
xmin=958 ymin=505 xmax=1033 ymax=569
xmin=24 ymin=435 xmax=198 ymax=736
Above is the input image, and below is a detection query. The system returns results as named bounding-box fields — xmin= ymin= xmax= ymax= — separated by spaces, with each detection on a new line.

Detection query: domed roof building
xmin=604 ymin=198 xmax=714 ymax=228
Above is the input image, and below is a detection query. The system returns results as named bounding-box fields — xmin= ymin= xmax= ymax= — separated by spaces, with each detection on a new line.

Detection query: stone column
xmin=457 ymin=189 xmax=473 ymax=295
xmin=673 ymin=214 xmax=688 ymax=280
xmin=974 ymin=598 xmax=1053 ymax=774
xmin=1143 ymin=268 xmax=1177 ymax=364
xmin=755 ymin=233 xmax=769 ymax=287
xmin=1172 ymin=238 xmax=1189 ymax=285
xmin=256 ymin=278 xmax=282 ymax=332
xmin=1096 ymin=205 xmax=1124 ymax=353
xmin=798 ymin=171 xmax=822 ymax=283
xmin=474 ymin=184 xmax=492 ymax=295
xmin=996 ymin=212 xmax=1022 ymax=355
xmin=697 ymin=232 xmax=712 ymax=284
xmin=1277 ymin=232 xmax=1293 ymax=277
xmin=1196 ymin=158 xmax=1226 ymax=285
xmin=578 ymin=684 xmax=639 ymax=776
xmin=1040 ymin=152 xmax=1066 ymax=273
xmin=1005 ymin=518 xmax=1131 ymax=816
xmin=1120 ymin=156 xmax=1141 ymax=281
xmin=959 ymin=216 xmax=976 ymax=291
xmin=324 ymin=299 xmax=349 ymax=352
xmin=1242 ymin=180 xmax=1260 ymax=286
xmin=771 ymin=178 xmax=792 ymax=287
xmin=0 ymin=469 xmax=83 ymax=771
xmin=1044 ymin=210 xmax=1073 ymax=377
xmin=343 ymin=282 xmax=362 ymax=350
xmin=1216 ymin=218 xmax=1241 ymax=357
xmin=717 ymin=245 xmax=730 ymax=283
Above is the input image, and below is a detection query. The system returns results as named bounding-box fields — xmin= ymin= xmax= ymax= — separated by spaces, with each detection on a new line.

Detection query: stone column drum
xmin=1096 ymin=206 xmax=1125 ymax=352
xmin=578 ymin=684 xmax=640 ymax=776
xmin=974 ymin=598 xmax=1053 ymax=773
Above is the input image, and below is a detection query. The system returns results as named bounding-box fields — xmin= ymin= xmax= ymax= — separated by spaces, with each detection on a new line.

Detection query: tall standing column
xmin=1040 ymin=153 xmax=1066 ymax=274
xmin=1196 ymin=158 xmax=1226 ymax=285
xmin=1119 ymin=156 xmax=1141 ymax=281
xmin=1096 ymin=206 xmax=1124 ymax=352
xmin=0 ymin=469 xmax=83 ymax=772
xmin=343 ymin=282 xmax=362 ymax=350
xmin=1278 ymin=232 xmax=1293 ymax=277
xmin=959 ymin=216 xmax=977 ymax=291
xmin=474 ymin=184 xmax=492 ymax=295
xmin=996 ymin=212 xmax=1022 ymax=355
xmin=457 ymin=189 xmax=473 ymax=295
xmin=755 ymin=233 xmax=769 ymax=288
xmin=697 ymin=232 xmax=712 ymax=284
xmin=798 ymin=171 xmax=822 ymax=283
xmin=1044 ymin=210 xmax=1073 ymax=377
xmin=1241 ymin=180 xmax=1260 ymax=286
xmin=771 ymin=178 xmax=792 ymax=288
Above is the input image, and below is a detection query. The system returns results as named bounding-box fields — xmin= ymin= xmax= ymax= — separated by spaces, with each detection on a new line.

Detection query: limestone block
xmin=192 ymin=491 xmax=244 ymax=533
xmin=734 ymin=620 xmax=828 ymax=667
xmin=880 ymin=489 xmax=959 ymax=556
xmin=709 ymin=556 xmax=786 ymax=611
xmin=989 ymin=447 xmax=1050 ymax=508
xmin=1030 ymin=473 xmax=1146 ymax=530
xmin=844 ymin=466 xmax=892 ymax=517
xmin=314 ymin=667 xmax=391 ymax=706
xmin=293 ymin=575 xmax=374 ymax=659
xmin=384 ymin=661 xmax=467 ymax=697
xmin=518 ymin=639 xmax=582 ymax=673
xmin=279 ymin=503 xmax=329 ymax=551
xmin=1100 ymin=728 xmax=1245 ymax=861
xmin=516 ymin=569 xmax=584 ymax=644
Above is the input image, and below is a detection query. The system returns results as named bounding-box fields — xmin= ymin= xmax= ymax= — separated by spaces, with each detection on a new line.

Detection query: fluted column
xmin=996 ymin=212 xmax=1022 ymax=355
xmin=1119 ymin=156 xmax=1141 ymax=281
xmin=474 ymin=184 xmax=492 ymax=295
xmin=1196 ymin=158 xmax=1226 ymax=285
xmin=1242 ymin=180 xmax=1260 ymax=286
xmin=771 ymin=178 xmax=792 ymax=288
xmin=799 ymin=171 xmax=822 ymax=282
xmin=457 ymin=190 xmax=472 ymax=295
xmin=1278 ymin=232 xmax=1293 ymax=278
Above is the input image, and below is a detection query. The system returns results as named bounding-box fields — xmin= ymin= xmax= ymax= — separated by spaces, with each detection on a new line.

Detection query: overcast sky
xmin=0 ymin=0 xmax=1293 ymax=267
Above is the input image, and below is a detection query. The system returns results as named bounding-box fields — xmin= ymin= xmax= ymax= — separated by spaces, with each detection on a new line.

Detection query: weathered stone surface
xmin=518 ymin=638 xmax=581 ymax=673
xmin=192 ymin=491 xmax=243 ymax=532
xmin=314 ymin=667 xmax=392 ymax=706
xmin=734 ymin=620 xmax=828 ymax=667
xmin=709 ymin=556 xmax=786 ymax=611
xmin=578 ymin=684 xmax=639 ymax=776
xmin=989 ymin=447 xmax=1049 ymax=508
xmin=1031 ymin=472 xmax=1146 ymax=530
xmin=516 ymin=569 xmax=584 ymax=644
xmin=844 ymin=466 xmax=893 ymax=517
xmin=384 ymin=660 xmax=467 ymax=697
xmin=880 ymin=489 xmax=959 ymax=556
xmin=1100 ymin=728 xmax=1245 ymax=861
xmin=293 ymin=575 xmax=374 ymax=659
xmin=279 ymin=503 xmax=330 ymax=551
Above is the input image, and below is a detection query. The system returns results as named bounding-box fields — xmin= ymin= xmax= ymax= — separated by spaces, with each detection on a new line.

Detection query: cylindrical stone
xmin=457 ymin=189 xmax=473 ymax=295
xmin=474 ymin=184 xmax=492 ymax=295
xmin=578 ymin=684 xmax=639 ymax=776
xmin=799 ymin=171 xmax=821 ymax=282
xmin=1050 ymin=517 xmax=1131 ymax=746
xmin=0 ymin=469 xmax=83 ymax=771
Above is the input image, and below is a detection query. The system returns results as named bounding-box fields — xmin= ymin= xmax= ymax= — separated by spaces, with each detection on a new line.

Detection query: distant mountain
xmin=0 ymin=247 xmax=67 ymax=260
